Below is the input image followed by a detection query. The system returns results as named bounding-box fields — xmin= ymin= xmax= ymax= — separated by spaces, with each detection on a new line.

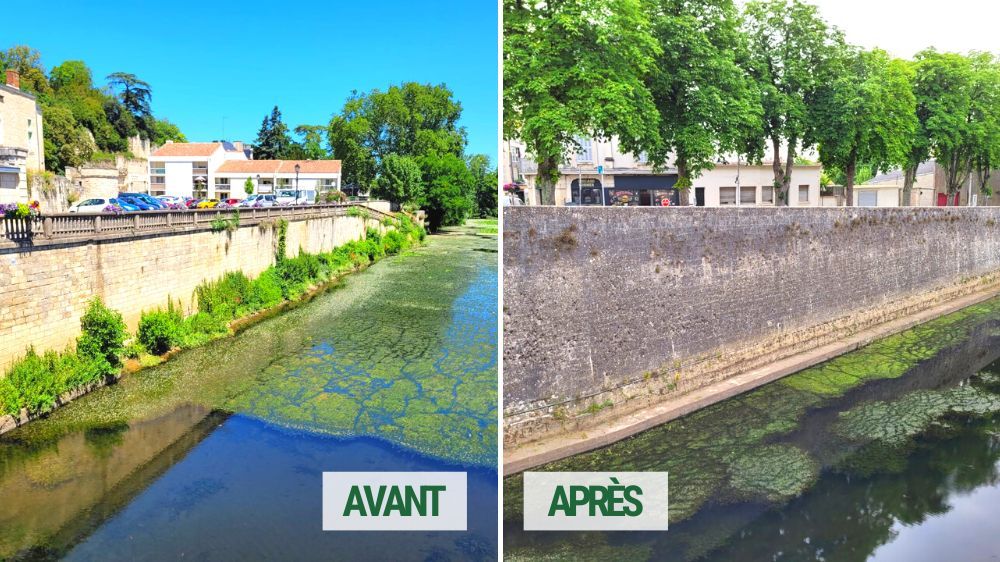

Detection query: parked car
xmin=121 ymin=192 xmax=166 ymax=210
xmin=157 ymin=195 xmax=185 ymax=205
xmin=196 ymin=199 xmax=220 ymax=209
xmin=111 ymin=197 xmax=141 ymax=212
xmin=238 ymin=194 xmax=278 ymax=207
xmin=224 ymin=198 xmax=242 ymax=206
xmin=116 ymin=194 xmax=154 ymax=211
xmin=276 ymin=189 xmax=316 ymax=205
xmin=70 ymin=198 xmax=114 ymax=213
xmin=185 ymin=198 xmax=203 ymax=209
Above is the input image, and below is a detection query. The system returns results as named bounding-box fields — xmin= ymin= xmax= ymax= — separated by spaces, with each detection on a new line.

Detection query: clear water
xmin=504 ymin=297 xmax=1000 ymax=561
xmin=0 ymin=225 xmax=498 ymax=561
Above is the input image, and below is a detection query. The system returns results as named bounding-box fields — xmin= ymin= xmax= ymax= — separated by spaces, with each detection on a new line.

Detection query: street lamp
xmin=256 ymin=174 xmax=261 ymax=195
xmin=294 ymin=163 xmax=301 ymax=205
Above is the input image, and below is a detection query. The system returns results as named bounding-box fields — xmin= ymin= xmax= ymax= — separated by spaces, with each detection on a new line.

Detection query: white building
xmin=503 ymin=137 xmax=822 ymax=207
xmin=0 ymin=70 xmax=45 ymax=204
xmin=149 ymin=141 xmax=341 ymax=200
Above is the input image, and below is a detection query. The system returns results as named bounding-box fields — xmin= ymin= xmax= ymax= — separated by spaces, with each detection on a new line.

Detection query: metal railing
xmin=0 ymin=202 xmax=395 ymax=244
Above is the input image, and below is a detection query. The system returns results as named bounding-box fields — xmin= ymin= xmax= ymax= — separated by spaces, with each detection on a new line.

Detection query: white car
xmin=157 ymin=195 xmax=185 ymax=205
xmin=275 ymin=189 xmax=316 ymax=205
xmin=238 ymin=194 xmax=278 ymax=207
xmin=70 ymin=198 xmax=115 ymax=213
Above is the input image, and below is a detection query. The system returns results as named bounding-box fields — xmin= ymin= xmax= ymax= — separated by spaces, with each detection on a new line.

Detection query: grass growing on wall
xmin=0 ymin=215 xmax=427 ymax=420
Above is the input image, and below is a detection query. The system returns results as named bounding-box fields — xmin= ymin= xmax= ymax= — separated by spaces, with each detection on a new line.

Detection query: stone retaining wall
xmin=0 ymin=213 xmax=369 ymax=368
xmin=503 ymin=207 xmax=1000 ymax=444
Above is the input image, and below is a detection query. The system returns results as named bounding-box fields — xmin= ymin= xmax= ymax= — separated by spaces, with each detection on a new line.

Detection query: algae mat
xmin=504 ymin=296 xmax=1000 ymax=561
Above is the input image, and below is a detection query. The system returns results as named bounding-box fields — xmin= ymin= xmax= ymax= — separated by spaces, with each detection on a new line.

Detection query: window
xmin=761 ymin=186 xmax=774 ymax=204
xmin=151 ymin=163 xmax=166 ymax=175
xmin=151 ymin=176 xmax=165 ymax=185
xmin=740 ymin=186 xmax=756 ymax=204
xmin=0 ymin=172 xmax=18 ymax=189
xmin=320 ymin=178 xmax=339 ymax=190
xmin=576 ymin=137 xmax=593 ymax=162
xmin=858 ymin=191 xmax=878 ymax=206
xmin=798 ymin=185 xmax=809 ymax=204
xmin=720 ymin=186 xmax=737 ymax=205
xmin=215 ymin=177 xmax=230 ymax=188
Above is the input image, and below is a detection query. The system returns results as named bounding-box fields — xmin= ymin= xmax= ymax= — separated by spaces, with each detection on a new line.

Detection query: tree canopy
xmin=504 ymin=0 xmax=662 ymax=204
xmin=0 ymin=46 xmax=183 ymax=173
xmin=812 ymin=48 xmax=917 ymax=205
xmin=646 ymin=0 xmax=763 ymax=199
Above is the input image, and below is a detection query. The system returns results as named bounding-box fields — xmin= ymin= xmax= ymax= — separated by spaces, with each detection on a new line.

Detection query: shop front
xmin=606 ymin=175 xmax=680 ymax=206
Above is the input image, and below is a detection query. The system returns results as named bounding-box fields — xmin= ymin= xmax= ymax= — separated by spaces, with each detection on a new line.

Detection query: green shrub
xmin=180 ymin=312 xmax=229 ymax=347
xmin=76 ymin=298 xmax=127 ymax=371
xmin=124 ymin=341 xmax=145 ymax=359
xmin=246 ymin=269 xmax=284 ymax=310
xmin=1 ymin=348 xmax=59 ymax=415
xmin=383 ymin=230 xmax=406 ymax=255
xmin=138 ymin=308 xmax=184 ymax=354
xmin=196 ymin=271 xmax=251 ymax=321
xmin=366 ymin=227 xmax=383 ymax=246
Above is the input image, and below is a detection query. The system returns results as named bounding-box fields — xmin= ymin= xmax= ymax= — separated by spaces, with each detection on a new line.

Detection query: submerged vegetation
xmin=0 ymin=215 xmax=426 ymax=421
xmin=505 ymin=296 xmax=1000 ymax=561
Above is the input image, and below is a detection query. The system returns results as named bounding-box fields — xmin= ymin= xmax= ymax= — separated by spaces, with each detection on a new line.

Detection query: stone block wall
xmin=0 ymin=214 xmax=366 ymax=368
xmin=503 ymin=207 xmax=1000 ymax=439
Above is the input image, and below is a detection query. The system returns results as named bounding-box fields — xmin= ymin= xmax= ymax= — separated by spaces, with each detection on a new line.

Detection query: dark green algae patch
xmin=504 ymin=296 xmax=1000 ymax=561
xmin=0 ymin=223 xmax=497 ymax=473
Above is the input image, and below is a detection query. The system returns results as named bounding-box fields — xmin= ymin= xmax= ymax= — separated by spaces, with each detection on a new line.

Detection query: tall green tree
xmin=327 ymin=82 xmax=466 ymax=189
xmin=743 ymin=0 xmax=842 ymax=204
xmin=968 ymin=52 xmax=1000 ymax=198
xmin=106 ymin=72 xmax=154 ymax=138
xmin=0 ymin=45 xmax=51 ymax=97
xmin=292 ymin=125 xmax=328 ymax=160
xmin=419 ymin=153 xmax=475 ymax=229
xmin=468 ymin=154 xmax=498 ymax=217
xmin=42 ymin=104 xmax=95 ymax=173
xmin=647 ymin=0 xmax=763 ymax=202
xmin=152 ymin=118 xmax=187 ymax=145
xmin=812 ymin=49 xmax=917 ymax=205
xmin=373 ymin=154 xmax=424 ymax=206
xmin=254 ymin=106 xmax=292 ymax=160
xmin=504 ymin=0 xmax=662 ymax=205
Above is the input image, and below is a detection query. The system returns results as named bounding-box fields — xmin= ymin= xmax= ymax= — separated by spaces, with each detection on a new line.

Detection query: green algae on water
xmin=505 ymin=295 xmax=1000 ymax=537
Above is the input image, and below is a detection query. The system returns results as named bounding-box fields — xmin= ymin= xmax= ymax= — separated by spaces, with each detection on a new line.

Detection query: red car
xmin=224 ymin=198 xmax=242 ymax=206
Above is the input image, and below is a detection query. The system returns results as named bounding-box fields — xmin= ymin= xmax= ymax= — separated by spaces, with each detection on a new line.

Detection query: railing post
xmin=167 ymin=212 xmax=173 ymax=228
xmin=94 ymin=215 xmax=102 ymax=234
xmin=133 ymin=214 xmax=140 ymax=231
xmin=43 ymin=217 xmax=53 ymax=238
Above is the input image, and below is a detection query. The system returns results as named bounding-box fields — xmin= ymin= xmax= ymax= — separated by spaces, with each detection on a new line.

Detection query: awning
xmin=0 ymin=166 xmax=20 ymax=174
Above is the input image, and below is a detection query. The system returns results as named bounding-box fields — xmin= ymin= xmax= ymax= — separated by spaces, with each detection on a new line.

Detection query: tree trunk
xmin=770 ymin=136 xmax=785 ymax=205
xmin=902 ymin=164 xmax=916 ymax=206
xmin=782 ymin=140 xmax=795 ymax=205
xmin=537 ymin=155 xmax=558 ymax=205
xmin=844 ymin=157 xmax=856 ymax=207
xmin=676 ymin=156 xmax=690 ymax=206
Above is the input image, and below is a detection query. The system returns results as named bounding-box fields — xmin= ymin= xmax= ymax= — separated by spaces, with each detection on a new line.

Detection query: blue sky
xmin=14 ymin=0 xmax=498 ymax=163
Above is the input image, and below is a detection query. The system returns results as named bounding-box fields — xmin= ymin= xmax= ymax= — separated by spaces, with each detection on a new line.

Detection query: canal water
xmin=0 ymin=224 xmax=498 ymax=561
xmin=504 ymin=297 xmax=1000 ymax=561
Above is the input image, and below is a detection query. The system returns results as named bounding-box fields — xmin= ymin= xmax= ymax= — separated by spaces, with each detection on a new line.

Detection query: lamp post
xmin=295 ymin=163 xmax=300 ymax=205
xmin=256 ymin=174 xmax=261 ymax=195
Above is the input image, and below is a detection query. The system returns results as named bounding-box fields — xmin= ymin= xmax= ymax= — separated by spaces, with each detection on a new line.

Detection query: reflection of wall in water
xmin=0 ymin=405 xmax=227 ymax=558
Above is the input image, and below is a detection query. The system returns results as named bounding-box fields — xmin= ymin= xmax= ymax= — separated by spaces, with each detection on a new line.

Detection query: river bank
xmin=0 ymin=221 xmax=497 ymax=560
xmin=0 ymin=214 xmax=424 ymax=437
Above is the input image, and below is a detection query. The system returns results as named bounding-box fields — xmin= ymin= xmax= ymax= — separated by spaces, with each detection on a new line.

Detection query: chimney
xmin=5 ymin=69 xmax=19 ymax=89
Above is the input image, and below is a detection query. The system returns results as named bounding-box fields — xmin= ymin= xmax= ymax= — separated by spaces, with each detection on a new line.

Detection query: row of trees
xmin=504 ymin=0 xmax=1000 ymax=206
xmin=253 ymin=83 xmax=497 ymax=228
xmin=0 ymin=46 xmax=185 ymax=173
